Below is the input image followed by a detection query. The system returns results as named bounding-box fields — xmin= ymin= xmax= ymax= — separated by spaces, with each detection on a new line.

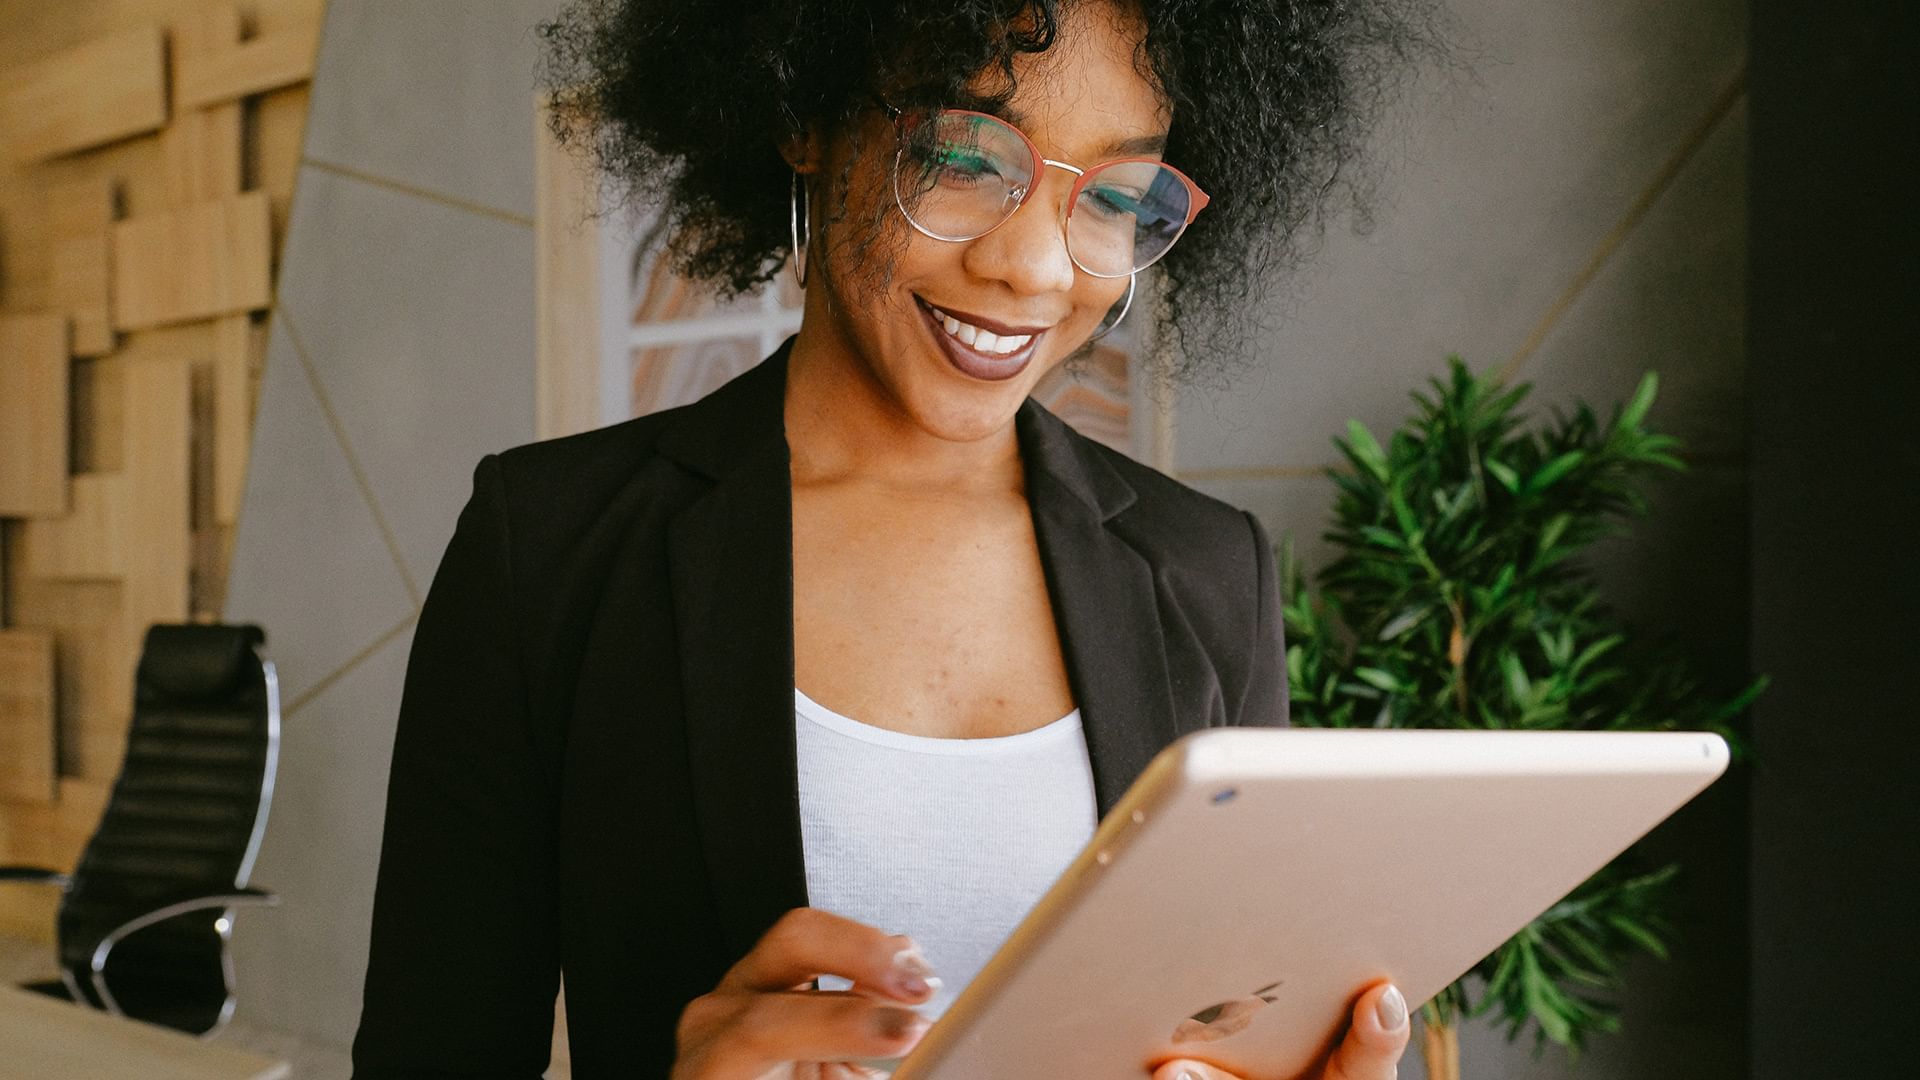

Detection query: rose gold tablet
xmin=889 ymin=728 xmax=1729 ymax=1080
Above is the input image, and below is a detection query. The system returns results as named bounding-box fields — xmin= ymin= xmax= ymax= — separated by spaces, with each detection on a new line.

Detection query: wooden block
xmin=161 ymin=101 xmax=244 ymax=206
xmin=1 ymin=557 xmax=133 ymax=784
xmin=0 ymin=315 xmax=70 ymax=518
xmin=0 ymin=26 xmax=167 ymax=164
xmin=257 ymin=82 xmax=311 ymax=245
xmin=111 ymin=193 xmax=272 ymax=331
xmin=19 ymin=473 xmax=128 ymax=580
xmin=0 ymin=630 xmax=57 ymax=805
xmin=45 ymin=178 xmax=121 ymax=357
xmin=213 ymin=315 xmax=254 ymax=525
xmin=119 ymin=355 xmax=193 ymax=635
xmin=174 ymin=4 xmax=320 ymax=111
xmin=51 ymin=236 xmax=115 ymax=357
xmin=72 ymin=357 xmax=127 ymax=473
xmin=44 ymin=176 xmax=117 ymax=238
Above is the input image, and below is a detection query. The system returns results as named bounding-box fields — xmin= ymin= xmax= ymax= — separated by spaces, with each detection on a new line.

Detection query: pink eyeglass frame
xmin=881 ymin=102 xmax=1211 ymax=278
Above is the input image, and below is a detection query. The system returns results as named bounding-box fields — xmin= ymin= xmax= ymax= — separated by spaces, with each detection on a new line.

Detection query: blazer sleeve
xmin=1235 ymin=509 xmax=1292 ymax=729
xmin=352 ymin=454 xmax=560 ymax=1079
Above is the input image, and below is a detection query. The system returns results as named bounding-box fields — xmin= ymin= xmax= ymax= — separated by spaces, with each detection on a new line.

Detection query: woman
xmin=351 ymin=1 xmax=1432 ymax=1077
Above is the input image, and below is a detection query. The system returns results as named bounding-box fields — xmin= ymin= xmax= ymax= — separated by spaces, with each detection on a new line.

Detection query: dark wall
xmin=1749 ymin=1 xmax=1920 ymax=1075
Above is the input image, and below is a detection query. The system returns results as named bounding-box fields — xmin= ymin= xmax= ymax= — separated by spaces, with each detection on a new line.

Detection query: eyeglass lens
xmin=894 ymin=111 xmax=1195 ymax=277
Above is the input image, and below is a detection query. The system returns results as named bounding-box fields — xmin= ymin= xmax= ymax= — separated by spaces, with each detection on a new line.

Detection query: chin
xmin=901 ymin=379 xmax=1029 ymax=443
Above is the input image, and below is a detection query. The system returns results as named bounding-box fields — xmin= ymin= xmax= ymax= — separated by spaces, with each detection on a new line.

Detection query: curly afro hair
xmin=538 ymin=0 xmax=1438 ymax=384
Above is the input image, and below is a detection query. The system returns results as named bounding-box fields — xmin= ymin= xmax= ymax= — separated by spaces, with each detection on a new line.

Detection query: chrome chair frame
xmin=0 ymin=657 xmax=281 ymax=1038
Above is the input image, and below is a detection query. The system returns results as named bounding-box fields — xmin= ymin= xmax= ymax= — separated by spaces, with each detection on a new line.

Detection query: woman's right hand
xmin=671 ymin=907 xmax=940 ymax=1079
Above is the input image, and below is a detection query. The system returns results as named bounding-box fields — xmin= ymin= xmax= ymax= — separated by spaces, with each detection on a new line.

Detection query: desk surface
xmin=0 ymin=984 xmax=290 ymax=1080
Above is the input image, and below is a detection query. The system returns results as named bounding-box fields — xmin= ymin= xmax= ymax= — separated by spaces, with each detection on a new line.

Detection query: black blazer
xmin=350 ymin=340 xmax=1289 ymax=1078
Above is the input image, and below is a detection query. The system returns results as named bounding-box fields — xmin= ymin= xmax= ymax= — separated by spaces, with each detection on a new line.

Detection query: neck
xmin=784 ymin=309 xmax=1025 ymax=497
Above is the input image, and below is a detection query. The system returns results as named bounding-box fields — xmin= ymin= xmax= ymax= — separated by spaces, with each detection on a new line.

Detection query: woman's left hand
xmin=1149 ymin=981 xmax=1410 ymax=1080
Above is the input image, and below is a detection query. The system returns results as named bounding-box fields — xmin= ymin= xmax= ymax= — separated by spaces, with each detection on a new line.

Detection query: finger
xmin=1325 ymin=981 xmax=1411 ymax=1080
xmin=702 ymin=991 xmax=931 ymax=1076
xmin=1150 ymin=1059 xmax=1243 ymax=1080
xmin=721 ymin=907 xmax=940 ymax=1003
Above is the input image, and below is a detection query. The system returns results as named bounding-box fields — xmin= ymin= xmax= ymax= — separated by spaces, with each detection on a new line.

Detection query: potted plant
xmin=1280 ymin=360 xmax=1762 ymax=1078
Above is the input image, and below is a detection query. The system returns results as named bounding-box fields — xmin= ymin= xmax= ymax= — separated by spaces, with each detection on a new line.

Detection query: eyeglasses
xmin=879 ymin=101 xmax=1210 ymax=279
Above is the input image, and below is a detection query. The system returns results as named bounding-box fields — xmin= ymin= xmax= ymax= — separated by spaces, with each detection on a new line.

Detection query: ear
xmin=778 ymin=125 xmax=824 ymax=174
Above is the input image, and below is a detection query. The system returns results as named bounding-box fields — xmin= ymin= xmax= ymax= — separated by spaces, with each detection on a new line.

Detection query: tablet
xmin=889 ymin=727 xmax=1729 ymax=1079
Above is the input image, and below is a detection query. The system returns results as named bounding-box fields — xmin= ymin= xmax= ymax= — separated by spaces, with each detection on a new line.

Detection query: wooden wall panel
xmin=0 ymin=0 xmax=321 ymax=941
xmin=19 ymin=474 xmax=129 ymax=580
xmin=213 ymin=314 xmax=255 ymax=526
xmin=72 ymin=356 xmax=128 ymax=473
xmin=111 ymin=192 xmax=272 ymax=330
xmin=4 ymin=573 xmax=136 ymax=786
xmin=0 ymin=630 xmax=56 ymax=804
xmin=174 ymin=4 xmax=320 ymax=111
xmin=46 ymin=175 xmax=120 ymax=357
xmin=0 ymin=315 xmax=69 ymax=517
xmin=120 ymin=354 xmax=195 ymax=636
xmin=257 ymin=83 xmax=311 ymax=247
xmin=161 ymin=101 xmax=245 ymax=205
xmin=0 ymin=25 xmax=167 ymax=164
xmin=0 ymin=778 xmax=110 ymax=940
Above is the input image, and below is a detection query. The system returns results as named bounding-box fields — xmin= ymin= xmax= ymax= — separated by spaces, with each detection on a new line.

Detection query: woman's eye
xmin=1085 ymin=186 xmax=1146 ymax=219
xmin=929 ymin=145 xmax=1000 ymax=180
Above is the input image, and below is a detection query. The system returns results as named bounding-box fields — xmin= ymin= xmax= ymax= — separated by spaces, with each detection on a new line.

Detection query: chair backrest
xmin=55 ymin=623 xmax=279 ymax=1032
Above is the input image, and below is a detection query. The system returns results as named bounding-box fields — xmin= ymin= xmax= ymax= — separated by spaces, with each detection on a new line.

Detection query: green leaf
xmin=1606 ymin=914 xmax=1670 ymax=961
xmin=1354 ymin=667 xmax=1404 ymax=693
xmin=1486 ymin=459 xmax=1521 ymax=493
xmin=1501 ymin=651 xmax=1532 ymax=705
xmin=1525 ymin=450 xmax=1586 ymax=494
xmin=1618 ymin=371 xmax=1659 ymax=432
xmin=1343 ymin=420 xmax=1390 ymax=482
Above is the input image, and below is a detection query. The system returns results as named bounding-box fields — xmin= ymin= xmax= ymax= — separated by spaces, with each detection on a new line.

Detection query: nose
xmin=960 ymin=165 xmax=1079 ymax=297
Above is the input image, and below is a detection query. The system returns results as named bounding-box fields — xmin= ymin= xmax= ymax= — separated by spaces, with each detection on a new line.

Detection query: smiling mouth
xmin=914 ymin=296 xmax=1050 ymax=382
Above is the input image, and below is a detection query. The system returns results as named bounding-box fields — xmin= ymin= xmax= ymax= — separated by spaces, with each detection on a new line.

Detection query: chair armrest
xmin=89 ymin=887 xmax=281 ymax=1017
xmin=0 ymin=866 xmax=71 ymax=890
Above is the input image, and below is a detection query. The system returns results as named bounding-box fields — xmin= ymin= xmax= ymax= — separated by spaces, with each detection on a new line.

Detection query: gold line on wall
xmin=276 ymin=307 xmax=424 ymax=606
xmin=1500 ymin=66 xmax=1749 ymax=383
xmin=284 ymin=611 xmax=420 ymax=718
xmin=301 ymin=156 xmax=537 ymax=229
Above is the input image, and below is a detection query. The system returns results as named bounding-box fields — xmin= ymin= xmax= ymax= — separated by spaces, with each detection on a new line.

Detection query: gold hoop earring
xmin=789 ymin=173 xmax=809 ymax=288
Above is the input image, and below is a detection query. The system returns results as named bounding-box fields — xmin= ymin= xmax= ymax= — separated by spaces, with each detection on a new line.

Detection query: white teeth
xmin=928 ymin=304 xmax=1036 ymax=355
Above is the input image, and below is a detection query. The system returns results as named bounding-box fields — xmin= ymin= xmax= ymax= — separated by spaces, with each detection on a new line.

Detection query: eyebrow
xmin=963 ymin=96 xmax=1169 ymax=160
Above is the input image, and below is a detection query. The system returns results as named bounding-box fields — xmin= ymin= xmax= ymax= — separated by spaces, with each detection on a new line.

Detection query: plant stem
xmin=1421 ymin=1018 xmax=1462 ymax=1080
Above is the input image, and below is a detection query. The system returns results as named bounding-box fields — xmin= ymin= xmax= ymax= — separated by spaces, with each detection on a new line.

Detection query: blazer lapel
xmin=661 ymin=347 xmax=809 ymax=964
xmin=1014 ymin=396 xmax=1181 ymax=818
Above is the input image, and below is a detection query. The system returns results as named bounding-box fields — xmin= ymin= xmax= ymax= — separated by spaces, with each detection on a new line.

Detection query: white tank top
xmin=794 ymin=687 xmax=1098 ymax=1022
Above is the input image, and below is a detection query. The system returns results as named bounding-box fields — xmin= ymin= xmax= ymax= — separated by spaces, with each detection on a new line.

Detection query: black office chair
xmin=0 ymin=623 xmax=281 ymax=1036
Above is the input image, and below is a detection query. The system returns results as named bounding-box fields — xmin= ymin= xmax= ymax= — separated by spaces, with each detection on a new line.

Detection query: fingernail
xmin=1177 ymin=1070 xmax=1200 ymax=1080
xmin=1375 ymin=984 xmax=1408 ymax=1032
xmin=874 ymin=1006 xmax=929 ymax=1041
xmin=891 ymin=943 xmax=942 ymax=998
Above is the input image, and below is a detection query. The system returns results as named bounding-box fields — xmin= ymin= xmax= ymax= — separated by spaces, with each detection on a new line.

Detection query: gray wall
xmin=223 ymin=0 xmax=1750 ymax=1072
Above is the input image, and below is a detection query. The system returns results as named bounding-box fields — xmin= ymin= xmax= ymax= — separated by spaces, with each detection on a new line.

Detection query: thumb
xmin=1326 ymin=982 xmax=1411 ymax=1080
